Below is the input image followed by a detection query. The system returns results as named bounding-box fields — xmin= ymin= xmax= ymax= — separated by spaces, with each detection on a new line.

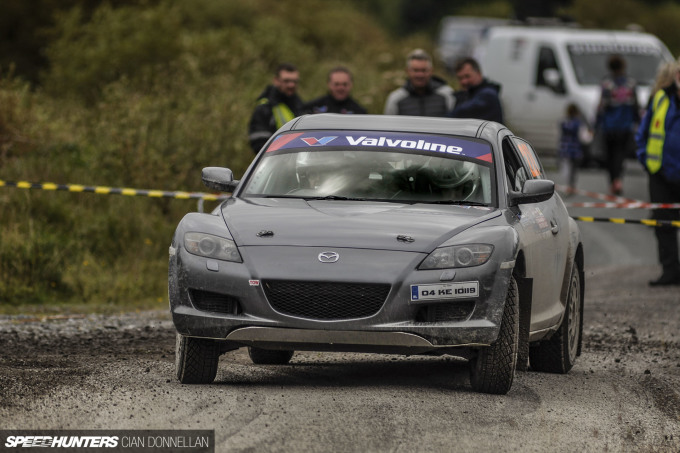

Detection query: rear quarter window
xmin=511 ymin=137 xmax=545 ymax=179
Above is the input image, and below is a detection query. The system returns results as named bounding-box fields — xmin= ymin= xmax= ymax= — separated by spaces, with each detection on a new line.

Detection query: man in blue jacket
xmin=448 ymin=57 xmax=503 ymax=124
xmin=636 ymin=61 xmax=680 ymax=286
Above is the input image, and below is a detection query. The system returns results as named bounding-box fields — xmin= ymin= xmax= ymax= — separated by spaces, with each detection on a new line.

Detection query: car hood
xmin=221 ymin=198 xmax=500 ymax=252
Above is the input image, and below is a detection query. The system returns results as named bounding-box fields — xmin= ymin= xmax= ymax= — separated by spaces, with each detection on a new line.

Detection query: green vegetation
xmin=1 ymin=0 xmax=678 ymax=313
xmin=567 ymin=0 xmax=680 ymax=54
xmin=0 ymin=0 xmax=432 ymax=312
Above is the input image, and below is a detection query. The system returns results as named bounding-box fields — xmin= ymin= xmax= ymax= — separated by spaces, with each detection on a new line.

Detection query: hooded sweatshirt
xmin=449 ymin=78 xmax=503 ymax=124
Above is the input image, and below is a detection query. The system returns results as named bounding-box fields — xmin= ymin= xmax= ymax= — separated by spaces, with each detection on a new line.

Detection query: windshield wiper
xmin=252 ymin=194 xmax=485 ymax=206
xmin=304 ymin=195 xmax=368 ymax=201
xmin=251 ymin=194 xmax=369 ymax=201
xmin=426 ymin=200 xmax=489 ymax=206
xmin=249 ymin=194 xmax=307 ymax=199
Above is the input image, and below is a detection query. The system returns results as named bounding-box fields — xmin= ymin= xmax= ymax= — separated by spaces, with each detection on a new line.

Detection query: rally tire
xmin=529 ymin=262 xmax=583 ymax=373
xmin=175 ymin=333 xmax=220 ymax=384
xmin=248 ymin=347 xmax=294 ymax=365
xmin=469 ymin=276 xmax=519 ymax=394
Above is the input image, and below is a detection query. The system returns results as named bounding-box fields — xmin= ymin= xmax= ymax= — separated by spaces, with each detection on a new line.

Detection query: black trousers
xmin=604 ymin=130 xmax=632 ymax=183
xmin=649 ymin=172 xmax=680 ymax=274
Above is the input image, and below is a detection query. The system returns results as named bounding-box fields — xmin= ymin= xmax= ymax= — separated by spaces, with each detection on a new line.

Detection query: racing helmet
xmin=295 ymin=151 xmax=356 ymax=190
xmin=427 ymin=159 xmax=480 ymax=199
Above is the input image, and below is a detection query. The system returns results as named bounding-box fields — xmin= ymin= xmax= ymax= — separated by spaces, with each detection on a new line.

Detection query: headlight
xmin=419 ymin=244 xmax=493 ymax=270
xmin=184 ymin=232 xmax=242 ymax=262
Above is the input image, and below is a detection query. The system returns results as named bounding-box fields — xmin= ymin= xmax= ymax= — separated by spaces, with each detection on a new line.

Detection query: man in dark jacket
xmin=596 ymin=55 xmax=640 ymax=195
xmin=383 ymin=49 xmax=454 ymax=117
xmin=248 ymin=63 xmax=305 ymax=153
xmin=304 ymin=66 xmax=366 ymax=115
xmin=448 ymin=57 xmax=503 ymax=124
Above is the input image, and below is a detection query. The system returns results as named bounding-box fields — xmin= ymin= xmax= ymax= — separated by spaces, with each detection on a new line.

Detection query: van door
xmin=511 ymin=44 xmax=570 ymax=153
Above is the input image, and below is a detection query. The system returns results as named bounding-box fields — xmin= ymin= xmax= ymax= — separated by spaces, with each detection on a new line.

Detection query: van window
xmin=567 ymin=43 xmax=666 ymax=86
xmin=536 ymin=46 xmax=566 ymax=93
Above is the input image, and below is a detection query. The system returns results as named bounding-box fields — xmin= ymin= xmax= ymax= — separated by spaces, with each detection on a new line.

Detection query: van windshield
xmin=567 ymin=43 xmax=666 ymax=86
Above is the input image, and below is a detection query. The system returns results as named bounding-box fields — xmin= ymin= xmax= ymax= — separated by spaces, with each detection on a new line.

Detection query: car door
xmin=503 ymin=137 xmax=569 ymax=331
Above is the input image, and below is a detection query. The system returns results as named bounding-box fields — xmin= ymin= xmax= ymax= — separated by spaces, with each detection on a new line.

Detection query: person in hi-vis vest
xmin=248 ymin=63 xmax=305 ymax=153
xmin=635 ymin=59 xmax=680 ymax=286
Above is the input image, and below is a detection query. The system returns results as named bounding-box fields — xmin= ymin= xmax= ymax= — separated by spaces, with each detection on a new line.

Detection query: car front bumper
xmin=169 ymin=244 xmax=515 ymax=354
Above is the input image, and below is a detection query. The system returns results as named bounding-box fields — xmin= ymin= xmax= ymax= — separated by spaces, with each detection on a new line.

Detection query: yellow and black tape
xmin=2 ymin=179 xmax=679 ymax=227
xmin=0 ymin=179 xmax=228 ymax=201
xmin=573 ymin=216 xmax=680 ymax=228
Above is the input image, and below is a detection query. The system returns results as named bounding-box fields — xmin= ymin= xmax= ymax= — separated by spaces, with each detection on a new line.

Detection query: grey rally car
xmin=169 ymin=114 xmax=584 ymax=394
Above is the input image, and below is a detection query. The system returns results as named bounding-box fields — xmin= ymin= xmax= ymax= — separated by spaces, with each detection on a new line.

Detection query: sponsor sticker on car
xmin=410 ymin=281 xmax=479 ymax=301
xmin=267 ymin=130 xmax=493 ymax=162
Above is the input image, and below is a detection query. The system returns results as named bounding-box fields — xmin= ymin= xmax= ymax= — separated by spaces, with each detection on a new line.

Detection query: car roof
xmin=286 ymin=114 xmax=506 ymax=139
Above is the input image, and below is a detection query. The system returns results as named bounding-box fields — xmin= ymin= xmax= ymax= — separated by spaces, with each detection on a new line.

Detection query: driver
xmin=418 ymin=159 xmax=480 ymax=201
xmin=296 ymin=152 xmax=359 ymax=193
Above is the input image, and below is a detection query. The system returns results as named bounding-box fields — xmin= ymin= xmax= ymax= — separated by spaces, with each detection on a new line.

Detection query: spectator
xmin=383 ymin=49 xmax=454 ymax=117
xmin=647 ymin=61 xmax=677 ymax=108
xmin=304 ymin=66 xmax=367 ymax=114
xmin=635 ymin=60 xmax=680 ymax=286
xmin=248 ymin=63 xmax=305 ymax=153
xmin=595 ymin=55 xmax=640 ymax=195
xmin=558 ymin=103 xmax=586 ymax=195
xmin=448 ymin=57 xmax=503 ymax=124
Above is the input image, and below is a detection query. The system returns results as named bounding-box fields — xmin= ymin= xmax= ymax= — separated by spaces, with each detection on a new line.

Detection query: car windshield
xmin=567 ymin=42 xmax=667 ymax=86
xmin=242 ymin=131 xmax=495 ymax=205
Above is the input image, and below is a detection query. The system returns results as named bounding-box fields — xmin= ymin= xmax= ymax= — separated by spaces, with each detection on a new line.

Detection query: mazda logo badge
xmin=318 ymin=251 xmax=340 ymax=263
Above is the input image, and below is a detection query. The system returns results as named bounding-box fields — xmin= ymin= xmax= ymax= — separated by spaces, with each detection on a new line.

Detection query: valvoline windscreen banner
xmin=267 ymin=131 xmax=493 ymax=163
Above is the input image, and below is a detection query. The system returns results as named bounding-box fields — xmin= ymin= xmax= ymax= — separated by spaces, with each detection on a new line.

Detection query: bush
xmin=0 ymin=0 xmax=437 ymax=311
xmin=0 ymin=76 xmax=38 ymax=165
xmin=43 ymin=3 xmax=182 ymax=102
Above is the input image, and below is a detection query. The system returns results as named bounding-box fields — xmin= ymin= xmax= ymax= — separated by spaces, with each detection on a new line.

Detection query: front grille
xmin=189 ymin=289 xmax=241 ymax=315
xmin=416 ymin=301 xmax=475 ymax=323
xmin=263 ymin=280 xmax=390 ymax=320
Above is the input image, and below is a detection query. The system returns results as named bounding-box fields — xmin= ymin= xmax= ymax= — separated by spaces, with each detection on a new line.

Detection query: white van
xmin=436 ymin=16 xmax=509 ymax=72
xmin=479 ymin=26 xmax=674 ymax=156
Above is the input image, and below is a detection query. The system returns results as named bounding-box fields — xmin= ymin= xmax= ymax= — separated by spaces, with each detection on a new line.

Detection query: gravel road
xmin=1 ymin=264 xmax=678 ymax=452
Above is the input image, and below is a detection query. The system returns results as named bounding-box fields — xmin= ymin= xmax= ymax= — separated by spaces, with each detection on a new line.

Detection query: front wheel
xmin=469 ymin=276 xmax=519 ymax=394
xmin=529 ymin=262 xmax=583 ymax=373
xmin=175 ymin=333 xmax=220 ymax=384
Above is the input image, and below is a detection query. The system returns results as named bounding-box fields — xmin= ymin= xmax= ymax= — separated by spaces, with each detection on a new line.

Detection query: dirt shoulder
xmin=0 ymin=265 xmax=678 ymax=452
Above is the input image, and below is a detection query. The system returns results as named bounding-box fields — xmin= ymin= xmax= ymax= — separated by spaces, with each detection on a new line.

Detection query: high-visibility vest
xmin=646 ymin=89 xmax=671 ymax=174
xmin=271 ymin=102 xmax=295 ymax=129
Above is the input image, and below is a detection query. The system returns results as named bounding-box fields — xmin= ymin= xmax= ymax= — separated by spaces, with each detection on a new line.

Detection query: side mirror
xmin=508 ymin=179 xmax=554 ymax=206
xmin=202 ymin=167 xmax=239 ymax=193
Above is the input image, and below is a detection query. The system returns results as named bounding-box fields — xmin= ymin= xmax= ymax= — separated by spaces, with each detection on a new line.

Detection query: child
xmin=559 ymin=103 xmax=585 ymax=195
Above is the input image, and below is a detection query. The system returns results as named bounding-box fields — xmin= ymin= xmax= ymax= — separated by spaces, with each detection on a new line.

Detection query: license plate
xmin=410 ymin=281 xmax=479 ymax=301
